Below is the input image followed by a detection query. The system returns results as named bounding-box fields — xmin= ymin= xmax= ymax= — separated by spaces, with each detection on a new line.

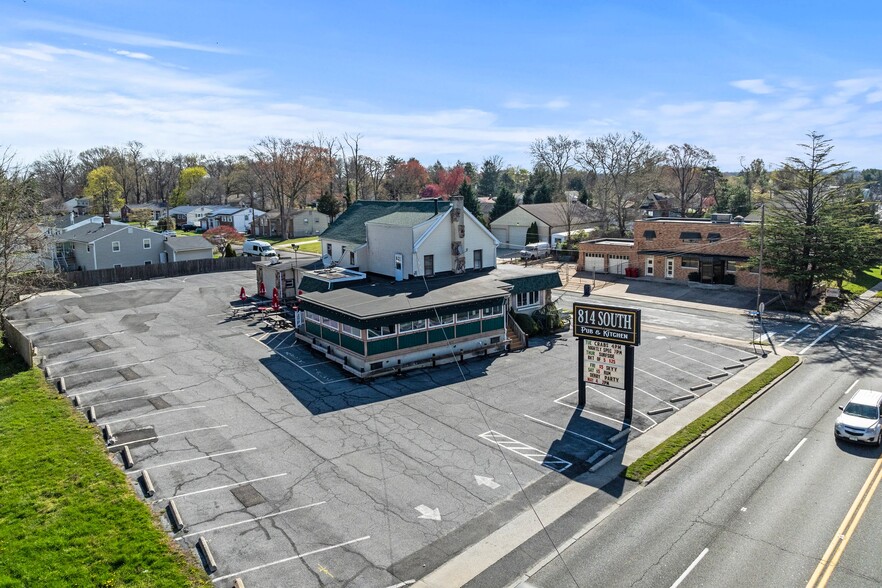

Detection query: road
xmin=513 ymin=307 xmax=882 ymax=587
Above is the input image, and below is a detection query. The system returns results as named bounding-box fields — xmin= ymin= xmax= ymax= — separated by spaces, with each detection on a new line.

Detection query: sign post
xmin=573 ymin=302 xmax=641 ymax=424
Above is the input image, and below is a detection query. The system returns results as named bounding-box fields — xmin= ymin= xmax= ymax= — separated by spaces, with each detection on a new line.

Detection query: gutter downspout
xmin=92 ymin=242 xmax=97 ymax=270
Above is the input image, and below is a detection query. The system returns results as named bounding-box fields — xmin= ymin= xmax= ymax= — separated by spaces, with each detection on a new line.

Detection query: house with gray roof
xmin=200 ymin=207 xmax=264 ymax=233
xmin=252 ymin=208 xmax=330 ymax=238
xmin=54 ymin=222 xmax=168 ymax=271
xmin=490 ymin=202 xmax=599 ymax=248
xmin=168 ymin=205 xmax=220 ymax=228
xmin=276 ymin=197 xmax=562 ymax=378
xmin=164 ymin=236 xmax=214 ymax=262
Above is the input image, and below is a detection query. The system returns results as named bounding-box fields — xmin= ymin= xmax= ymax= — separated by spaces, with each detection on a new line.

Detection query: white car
xmin=519 ymin=242 xmax=551 ymax=260
xmin=242 ymin=239 xmax=278 ymax=257
xmin=835 ymin=389 xmax=882 ymax=445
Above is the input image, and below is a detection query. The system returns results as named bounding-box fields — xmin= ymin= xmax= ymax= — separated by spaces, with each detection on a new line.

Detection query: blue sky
xmin=3 ymin=1 xmax=881 ymax=170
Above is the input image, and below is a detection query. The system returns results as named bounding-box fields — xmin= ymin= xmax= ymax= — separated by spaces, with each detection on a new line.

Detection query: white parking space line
xmin=109 ymin=425 xmax=228 ymax=447
xmin=634 ymin=368 xmax=691 ymax=393
xmin=91 ymin=393 xmax=167 ymax=407
xmin=43 ymin=349 xmax=127 ymax=368
xmin=33 ymin=331 xmax=126 ymax=347
xmin=160 ymin=473 xmax=289 ymax=501
xmin=100 ymin=405 xmax=206 ymax=426
xmin=682 ymin=344 xmax=744 ymax=363
xmin=784 ymin=438 xmax=808 ymax=462
xmin=210 ymin=535 xmax=371 ymax=583
xmin=670 ymin=547 xmax=709 ymax=588
xmin=649 ymin=358 xmax=708 ymax=382
xmin=585 ymin=385 xmax=658 ymax=428
xmin=127 ymin=448 xmax=258 ymax=474
xmin=176 ymin=501 xmax=326 ymax=539
xmin=780 ymin=323 xmax=812 ymax=345
xmin=667 ymin=350 xmax=726 ymax=372
xmin=523 ymin=414 xmax=616 ymax=450
xmin=845 ymin=379 xmax=860 ymax=396
xmin=553 ymin=391 xmax=647 ymax=433
xmin=60 ymin=360 xmax=154 ymax=378
xmin=252 ymin=337 xmax=348 ymax=385
xmin=479 ymin=431 xmax=572 ymax=472
xmin=798 ymin=325 xmax=837 ymax=355
xmin=634 ymin=386 xmax=679 ymax=411
xmin=71 ymin=376 xmax=165 ymax=397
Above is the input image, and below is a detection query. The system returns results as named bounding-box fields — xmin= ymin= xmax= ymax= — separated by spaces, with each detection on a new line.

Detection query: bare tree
xmin=124 ymin=141 xmax=145 ymax=203
xmin=343 ymin=133 xmax=365 ymax=205
xmin=363 ymin=156 xmax=386 ymax=200
xmin=0 ymin=149 xmax=62 ymax=310
xmin=529 ymin=135 xmax=581 ymax=199
xmin=663 ymin=143 xmax=716 ymax=217
xmin=578 ymin=132 xmax=661 ymax=235
xmin=34 ymin=149 xmax=78 ymax=203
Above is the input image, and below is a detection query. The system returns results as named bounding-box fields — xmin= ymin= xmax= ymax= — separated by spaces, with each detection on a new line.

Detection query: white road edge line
xmin=798 ymin=325 xmax=837 ymax=355
xmin=211 ymin=535 xmax=371 ymax=583
xmin=670 ymin=547 xmax=709 ymax=588
xmin=100 ymin=405 xmax=206 ymax=426
xmin=160 ymin=472 xmax=288 ymax=501
xmin=523 ymin=414 xmax=616 ymax=450
xmin=845 ymin=379 xmax=860 ymax=396
xmin=176 ymin=501 xmax=326 ymax=539
xmin=784 ymin=438 xmax=808 ymax=462
xmin=127 ymin=448 xmax=257 ymax=474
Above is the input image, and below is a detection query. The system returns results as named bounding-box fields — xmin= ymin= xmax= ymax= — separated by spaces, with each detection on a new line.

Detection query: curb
xmin=639 ymin=356 xmax=803 ymax=486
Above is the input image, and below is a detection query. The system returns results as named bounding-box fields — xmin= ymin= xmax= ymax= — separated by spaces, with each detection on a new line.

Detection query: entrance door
xmin=645 ymin=257 xmax=654 ymax=277
xmin=665 ymin=257 xmax=674 ymax=279
xmin=473 ymin=249 xmax=482 ymax=270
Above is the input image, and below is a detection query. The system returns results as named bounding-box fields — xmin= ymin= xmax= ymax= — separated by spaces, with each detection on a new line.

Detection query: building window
xmin=483 ymin=303 xmax=503 ymax=317
xmin=341 ymin=324 xmax=361 ymax=338
xmin=367 ymin=324 xmax=396 ymax=339
xmin=145 ymin=261 xmax=152 ymax=265
xmin=516 ymin=291 xmax=540 ymax=307
xmin=681 ymin=257 xmax=699 ymax=269
xmin=726 ymin=260 xmax=738 ymax=273
xmin=112 ymin=241 xmax=121 ymax=252
xmin=680 ymin=232 xmax=702 ymax=243
xmin=143 ymin=239 xmax=151 ymax=249
xmin=429 ymin=313 xmax=454 ymax=327
xmin=399 ymin=319 xmax=426 ymax=333
xmin=643 ymin=230 xmax=657 ymax=240
xmin=456 ymin=309 xmax=481 ymax=323
xmin=708 ymin=232 xmax=721 ymax=243
xmin=113 ymin=264 xmax=122 ymax=269
xmin=424 ymin=254 xmax=434 ymax=277
xmin=473 ymin=249 xmax=483 ymax=270
xmin=321 ymin=316 xmax=339 ymax=330
xmin=305 ymin=311 xmax=321 ymax=323
xmin=326 ymin=243 xmax=332 ymax=257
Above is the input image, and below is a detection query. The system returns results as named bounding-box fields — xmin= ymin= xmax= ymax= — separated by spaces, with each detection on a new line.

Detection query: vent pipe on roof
xmin=434 ymin=198 xmax=439 ymax=215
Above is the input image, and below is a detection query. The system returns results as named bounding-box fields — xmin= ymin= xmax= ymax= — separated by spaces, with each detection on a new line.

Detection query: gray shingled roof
xmin=519 ymin=203 xmax=598 ymax=226
xmin=163 ymin=236 xmax=213 ymax=251
xmin=62 ymin=223 xmax=132 ymax=243
xmin=321 ymin=200 xmax=451 ymax=245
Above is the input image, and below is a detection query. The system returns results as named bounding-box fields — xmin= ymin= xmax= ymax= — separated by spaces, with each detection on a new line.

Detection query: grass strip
xmin=0 ymin=344 xmax=210 ymax=587
xmin=624 ymin=355 xmax=799 ymax=482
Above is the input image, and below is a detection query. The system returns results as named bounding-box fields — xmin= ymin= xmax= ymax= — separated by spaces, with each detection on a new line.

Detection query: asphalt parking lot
xmin=5 ymin=271 xmax=767 ymax=587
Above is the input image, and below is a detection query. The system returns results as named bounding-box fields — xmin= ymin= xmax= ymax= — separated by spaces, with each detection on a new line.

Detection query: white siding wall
xmin=490 ymin=208 xmax=550 ymax=246
xmin=365 ymin=224 xmax=414 ymax=277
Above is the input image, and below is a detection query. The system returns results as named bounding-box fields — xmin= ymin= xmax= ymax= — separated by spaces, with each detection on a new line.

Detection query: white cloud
xmin=731 ymin=79 xmax=774 ymax=95
xmin=113 ymin=49 xmax=153 ymax=61
xmin=502 ymin=98 xmax=570 ymax=110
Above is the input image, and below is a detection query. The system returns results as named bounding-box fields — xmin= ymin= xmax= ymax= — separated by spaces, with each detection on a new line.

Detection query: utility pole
xmin=756 ymin=202 xmax=765 ymax=312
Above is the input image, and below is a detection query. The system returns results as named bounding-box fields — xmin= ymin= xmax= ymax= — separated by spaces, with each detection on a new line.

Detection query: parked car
xmin=181 ymin=224 xmax=197 ymax=231
xmin=242 ymin=239 xmax=278 ymax=257
xmin=835 ymin=389 xmax=882 ymax=445
xmin=160 ymin=230 xmax=177 ymax=237
xmin=519 ymin=242 xmax=552 ymax=260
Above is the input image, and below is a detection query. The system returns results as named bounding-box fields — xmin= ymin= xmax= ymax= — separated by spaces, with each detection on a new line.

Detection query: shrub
xmin=514 ymin=313 xmax=539 ymax=336
xmin=155 ymin=216 xmax=176 ymax=231
xmin=722 ymin=273 xmax=736 ymax=285
xmin=223 ymin=243 xmax=236 ymax=258
xmin=687 ymin=271 xmax=700 ymax=282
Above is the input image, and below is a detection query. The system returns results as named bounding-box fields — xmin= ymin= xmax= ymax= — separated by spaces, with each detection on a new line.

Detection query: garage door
xmin=492 ymin=227 xmax=509 ymax=247
xmin=508 ymin=226 xmax=528 ymax=247
xmin=609 ymin=255 xmax=630 ymax=275
xmin=584 ymin=253 xmax=605 ymax=272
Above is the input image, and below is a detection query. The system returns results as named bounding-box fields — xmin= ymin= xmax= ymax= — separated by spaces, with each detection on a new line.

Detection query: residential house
xmin=281 ymin=197 xmax=561 ymax=378
xmin=164 ymin=236 xmax=214 ymax=262
xmin=638 ymin=193 xmax=675 ymax=218
xmin=54 ymin=222 xmax=168 ymax=271
xmin=62 ymin=197 xmax=90 ymax=215
xmin=168 ymin=205 xmax=219 ymax=228
xmin=490 ymin=202 xmax=599 ymax=248
xmin=120 ymin=202 xmax=165 ymax=222
xmin=251 ymin=208 xmax=330 ymax=238
xmin=577 ymin=214 xmax=788 ymax=290
xmin=200 ymin=207 xmax=264 ymax=233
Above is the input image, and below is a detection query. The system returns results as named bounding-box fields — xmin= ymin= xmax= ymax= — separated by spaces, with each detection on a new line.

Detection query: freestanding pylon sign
xmin=573 ymin=302 xmax=641 ymax=423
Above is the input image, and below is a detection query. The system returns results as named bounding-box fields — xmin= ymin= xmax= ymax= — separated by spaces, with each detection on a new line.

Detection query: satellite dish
xmin=321 ymin=254 xmax=332 ymax=268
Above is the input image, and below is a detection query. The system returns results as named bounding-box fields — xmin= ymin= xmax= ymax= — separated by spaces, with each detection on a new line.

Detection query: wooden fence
xmin=60 ymin=256 xmax=256 ymax=288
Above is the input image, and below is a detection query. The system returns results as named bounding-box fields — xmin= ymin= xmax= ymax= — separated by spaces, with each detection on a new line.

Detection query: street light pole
xmin=756 ymin=202 xmax=765 ymax=312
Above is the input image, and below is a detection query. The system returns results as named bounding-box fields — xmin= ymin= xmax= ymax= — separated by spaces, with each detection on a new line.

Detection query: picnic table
xmin=262 ymin=314 xmax=292 ymax=329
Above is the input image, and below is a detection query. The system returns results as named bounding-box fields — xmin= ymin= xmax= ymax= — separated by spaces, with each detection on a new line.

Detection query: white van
xmin=519 ymin=242 xmax=551 ymax=260
xmin=835 ymin=389 xmax=882 ymax=445
xmin=242 ymin=239 xmax=278 ymax=258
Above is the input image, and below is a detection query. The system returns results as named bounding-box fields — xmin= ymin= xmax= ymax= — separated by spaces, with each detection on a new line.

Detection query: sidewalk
xmin=413 ymin=351 xmax=785 ymax=588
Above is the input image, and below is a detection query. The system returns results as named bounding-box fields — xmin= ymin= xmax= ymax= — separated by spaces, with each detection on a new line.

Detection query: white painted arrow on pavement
xmin=475 ymin=475 xmax=500 ymax=489
xmin=415 ymin=505 xmax=441 ymax=520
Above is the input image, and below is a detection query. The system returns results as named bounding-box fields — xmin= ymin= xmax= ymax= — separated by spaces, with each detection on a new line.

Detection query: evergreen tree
xmin=477 ymin=157 xmax=501 ymax=197
xmin=458 ymin=180 xmax=483 ymax=223
xmin=316 ymin=191 xmax=342 ymax=220
xmin=526 ymin=221 xmax=539 ymax=244
xmin=489 ymin=186 xmax=517 ymax=222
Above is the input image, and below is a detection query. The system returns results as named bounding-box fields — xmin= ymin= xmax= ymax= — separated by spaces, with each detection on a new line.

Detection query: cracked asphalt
xmin=5 ymin=271 xmax=774 ymax=587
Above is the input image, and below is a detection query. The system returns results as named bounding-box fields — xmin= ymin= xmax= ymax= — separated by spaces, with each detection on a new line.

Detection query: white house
xmin=200 ymin=207 xmax=265 ymax=233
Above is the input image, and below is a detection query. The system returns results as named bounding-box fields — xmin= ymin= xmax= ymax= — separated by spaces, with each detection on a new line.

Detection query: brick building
xmin=578 ymin=214 xmax=788 ymax=291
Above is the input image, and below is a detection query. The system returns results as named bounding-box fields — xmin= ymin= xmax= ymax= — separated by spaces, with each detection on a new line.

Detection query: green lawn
xmin=624 ymin=356 xmax=799 ymax=482
xmin=270 ymin=236 xmax=322 ymax=254
xmin=841 ymin=265 xmax=882 ymax=296
xmin=0 ymin=344 xmax=209 ymax=587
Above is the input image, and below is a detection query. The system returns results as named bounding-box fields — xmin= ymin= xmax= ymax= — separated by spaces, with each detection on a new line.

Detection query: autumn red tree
xmin=203 ymin=226 xmax=244 ymax=253
xmin=419 ymin=184 xmax=444 ymax=199
xmin=384 ymin=158 xmax=428 ymax=200
xmin=437 ymin=165 xmax=469 ymax=196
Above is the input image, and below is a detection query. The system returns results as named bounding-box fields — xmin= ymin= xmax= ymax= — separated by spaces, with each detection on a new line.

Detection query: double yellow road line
xmin=806 ymin=454 xmax=882 ymax=587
